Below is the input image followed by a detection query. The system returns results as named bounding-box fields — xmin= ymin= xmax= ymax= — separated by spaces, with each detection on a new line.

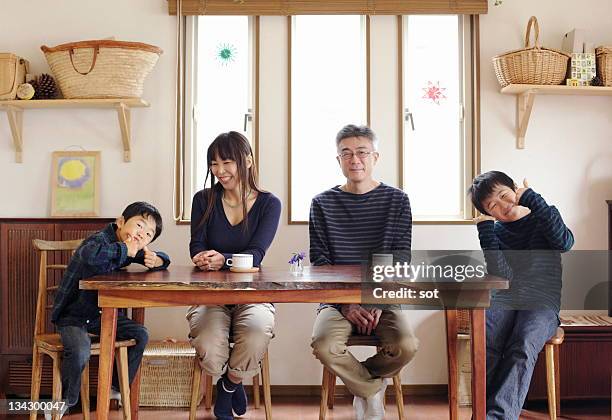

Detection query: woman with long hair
xmin=187 ymin=131 xmax=281 ymax=420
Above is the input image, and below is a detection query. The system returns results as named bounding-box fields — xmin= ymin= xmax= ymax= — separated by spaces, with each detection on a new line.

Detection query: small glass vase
xmin=290 ymin=261 xmax=304 ymax=275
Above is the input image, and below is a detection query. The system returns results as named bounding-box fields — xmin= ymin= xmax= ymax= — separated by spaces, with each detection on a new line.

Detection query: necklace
xmin=222 ymin=190 xmax=252 ymax=208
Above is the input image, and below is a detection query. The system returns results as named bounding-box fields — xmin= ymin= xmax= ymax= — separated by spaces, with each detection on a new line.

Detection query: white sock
xmin=365 ymin=379 xmax=387 ymax=420
xmin=353 ymin=395 xmax=367 ymax=420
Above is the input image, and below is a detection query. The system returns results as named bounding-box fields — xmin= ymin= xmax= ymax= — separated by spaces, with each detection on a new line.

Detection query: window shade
xmin=168 ymin=0 xmax=487 ymax=15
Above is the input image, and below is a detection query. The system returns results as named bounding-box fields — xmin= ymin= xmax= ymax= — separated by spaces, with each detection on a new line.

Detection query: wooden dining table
xmin=80 ymin=264 xmax=508 ymax=420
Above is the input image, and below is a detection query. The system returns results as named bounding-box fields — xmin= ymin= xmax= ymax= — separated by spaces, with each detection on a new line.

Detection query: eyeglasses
xmin=338 ymin=150 xmax=375 ymax=161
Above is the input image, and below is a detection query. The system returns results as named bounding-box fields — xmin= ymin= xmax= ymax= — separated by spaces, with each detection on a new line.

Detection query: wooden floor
xmin=14 ymin=396 xmax=610 ymax=419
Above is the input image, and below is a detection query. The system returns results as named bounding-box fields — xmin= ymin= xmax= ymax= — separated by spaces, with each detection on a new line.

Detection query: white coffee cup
xmin=371 ymin=253 xmax=393 ymax=269
xmin=226 ymin=254 xmax=254 ymax=269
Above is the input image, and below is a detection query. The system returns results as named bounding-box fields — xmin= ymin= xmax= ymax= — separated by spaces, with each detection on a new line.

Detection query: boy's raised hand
xmin=514 ymin=178 xmax=530 ymax=205
xmin=143 ymin=246 xmax=161 ymax=268
xmin=124 ymin=236 xmax=139 ymax=257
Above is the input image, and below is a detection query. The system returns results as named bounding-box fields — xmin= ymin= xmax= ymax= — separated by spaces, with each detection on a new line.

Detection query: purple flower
xmin=288 ymin=251 xmax=306 ymax=265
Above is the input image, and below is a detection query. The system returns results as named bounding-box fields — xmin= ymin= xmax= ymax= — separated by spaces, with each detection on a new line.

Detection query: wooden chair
xmin=189 ymin=347 xmax=272 ymax=420
xmin=29 ymin=239 xmax=135 ymax=420
xmin=446 ymin=310 xmax=564 ymax=420
xmin=319 ymin=335 xmax=406 ymax=420
xmin=544 ymin=327 xmax=564 ymax=420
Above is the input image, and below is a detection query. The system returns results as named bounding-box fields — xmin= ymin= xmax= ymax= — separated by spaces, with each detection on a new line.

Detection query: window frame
xmin=176 ymin=15 xmax=260 ymax=224
xmin=399 ymin=14 xmax=480 ymax=225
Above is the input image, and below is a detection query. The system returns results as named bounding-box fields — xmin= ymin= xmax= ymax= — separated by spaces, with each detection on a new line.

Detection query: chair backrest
xmin=32 ymin=239 xmax=83 ymax=336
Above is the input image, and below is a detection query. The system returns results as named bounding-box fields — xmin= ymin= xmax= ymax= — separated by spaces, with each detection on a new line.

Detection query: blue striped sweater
xmin=476 ymin=188 xmax=574 ymax=312
xmin=309 ymin=183 xmax=412 ymax=265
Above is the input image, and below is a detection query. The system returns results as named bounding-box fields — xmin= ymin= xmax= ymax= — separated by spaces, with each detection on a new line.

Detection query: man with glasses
xmin=309 ymin=124 xmax=419 ymax=420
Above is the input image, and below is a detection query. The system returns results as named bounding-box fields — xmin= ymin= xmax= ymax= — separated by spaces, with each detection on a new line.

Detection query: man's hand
xmin=366 ymin=307 xmax=382 ymax=335
xmin=143 ymin=246 xmax=161 ymax=268
xmin=473 ymin=214 xmax=495 ymax=224
xmin=192 ymin=250 xmax=226 ymax=271
xmin=124 ymin=236 xmax=139 ymax=258
xmin=514 ymin=178 xmax=530 ymax=205
xmin=341 ymin=304 xmax=374 ymax=335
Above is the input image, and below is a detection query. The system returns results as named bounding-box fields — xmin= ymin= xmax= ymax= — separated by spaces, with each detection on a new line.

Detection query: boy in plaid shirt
xmin=52 ymin=202 xmax=170 ymax=410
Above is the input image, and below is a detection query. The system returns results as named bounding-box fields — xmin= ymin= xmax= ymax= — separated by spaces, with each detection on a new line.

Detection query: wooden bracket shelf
xmin=500 ymin=84 xmax=612 ymax=149
xmin=0 ymin=98 xmax=149 ymax=162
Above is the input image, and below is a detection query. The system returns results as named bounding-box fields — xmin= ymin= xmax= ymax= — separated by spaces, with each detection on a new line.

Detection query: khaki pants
xmin=311 ymin=306 xmax=419 ymax=398
xmin=187 ymin=303 xmax=275 ymax=379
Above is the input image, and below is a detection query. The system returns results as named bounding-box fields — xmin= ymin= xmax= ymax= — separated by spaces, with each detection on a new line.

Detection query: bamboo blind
xmin=168 ymin=0 xmax=488 ymax=15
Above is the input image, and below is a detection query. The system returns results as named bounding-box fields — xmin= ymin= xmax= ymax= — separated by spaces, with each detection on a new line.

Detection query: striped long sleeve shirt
xmin=309 ymin=183 xmax=412 ymax=265
xmin=476 ymin=188 xmax=574 ymax=312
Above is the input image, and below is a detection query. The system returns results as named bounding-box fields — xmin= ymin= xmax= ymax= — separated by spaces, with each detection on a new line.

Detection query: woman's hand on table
xmin=192 ymin=250 xmax=226 ymax=271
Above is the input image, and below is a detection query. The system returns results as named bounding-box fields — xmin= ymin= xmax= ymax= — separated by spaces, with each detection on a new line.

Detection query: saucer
xmin=230 ymin=267 xmax=260 ymax=273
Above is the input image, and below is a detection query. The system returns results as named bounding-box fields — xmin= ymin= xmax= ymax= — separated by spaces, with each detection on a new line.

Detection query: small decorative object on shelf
xmin=568 ymin=52 xmax=596 ymax=86
xmin=33 ymin=73 xmax=58 ymax=99
xmin=590 ymin=76 xmax=604 ymax=86
xmin=16 ymin=83 xmax=35 ymax=100
xmin=288 ymin=251 xmax=306 ymax=275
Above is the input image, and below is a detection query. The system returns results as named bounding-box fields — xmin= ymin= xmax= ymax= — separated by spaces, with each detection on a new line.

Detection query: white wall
xmin=1 ymin=0 xmax=611 ymax=386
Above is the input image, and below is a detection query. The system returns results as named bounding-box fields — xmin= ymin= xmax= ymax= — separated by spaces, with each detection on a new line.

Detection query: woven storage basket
xmin=41 ymin=40 xmax=162 ymax=98
xmin=457 ymin=309 xmax=471 ymax=334
xmin=139 ymin=341 xmax=198 ymax=407
xmin=596 ymin=46 xmax=612 ymax=86
xmin=0 ymin=53 xmax=29 ymax=100
xmin=492 ymin=16 xmax=569 ymax=87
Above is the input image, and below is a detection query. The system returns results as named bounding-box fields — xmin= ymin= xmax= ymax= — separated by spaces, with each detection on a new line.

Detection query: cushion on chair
xmin=35 ymin=333 xmax=136 ymax=353
xmin=546 ymin=327 xmax=564 ymax=346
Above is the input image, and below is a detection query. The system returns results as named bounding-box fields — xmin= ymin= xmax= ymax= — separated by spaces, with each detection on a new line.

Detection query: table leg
xmin=97 ymin=307 xmax=117 ymax=420
xmin=129 ymin=308 xmax=145 ymax=420
xmin=445 ymin=309 xmax=458 ymax=420
xmin=470 ymin=309 xmax=486 ymax=420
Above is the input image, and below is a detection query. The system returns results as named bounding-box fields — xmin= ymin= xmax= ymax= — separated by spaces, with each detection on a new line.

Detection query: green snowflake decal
xmin=216 ymin=43 xmax=237 ymax=65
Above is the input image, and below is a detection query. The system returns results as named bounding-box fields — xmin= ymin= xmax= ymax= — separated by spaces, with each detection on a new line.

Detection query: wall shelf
xmin=0 ymin=98 xmax=149 ymax=162
xmin=500 ymin=84 xmax=612 ymax=149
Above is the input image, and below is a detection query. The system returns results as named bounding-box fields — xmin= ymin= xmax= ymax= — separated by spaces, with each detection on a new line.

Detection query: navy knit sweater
xmin=476 ymin=188 xmax=574 ymax=312
xmin=190 ymin=188 xmax=281 ymax=268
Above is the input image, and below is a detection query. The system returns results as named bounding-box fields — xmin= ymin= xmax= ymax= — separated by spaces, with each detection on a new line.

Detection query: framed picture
xmin=51 ymin=151 xmax=101 ymax=217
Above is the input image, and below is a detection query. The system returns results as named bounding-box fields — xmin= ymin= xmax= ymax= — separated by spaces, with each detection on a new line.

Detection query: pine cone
xmin=36 ymin=73 xmax=58 ymax=99
xmin=590 ymin=76 xmax=604 ymax=86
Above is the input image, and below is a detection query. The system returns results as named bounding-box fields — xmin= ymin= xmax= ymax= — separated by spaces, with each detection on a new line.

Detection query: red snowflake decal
xmin=422 ymin=81 xmax=447 ymax=105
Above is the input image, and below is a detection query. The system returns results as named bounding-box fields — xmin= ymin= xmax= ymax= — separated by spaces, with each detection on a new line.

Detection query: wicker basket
xmin=41 ymin=40 xmax=162 ymax=98
xmin=457 ymin=309 xmax=471 ymax=334
xmin=0 ymin=53 xmax=29 ymax=100
xmin=596 ymin=46 xmax=612 ymax=86
xmin=139 ymin=341 xmax=199 ymax=407
xmin=492 ymin=16 xmax=570 ymax=87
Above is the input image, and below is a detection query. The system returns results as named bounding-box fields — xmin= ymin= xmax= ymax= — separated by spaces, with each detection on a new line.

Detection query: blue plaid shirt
xmin=52 ymin=223 xmax=171 ymax=327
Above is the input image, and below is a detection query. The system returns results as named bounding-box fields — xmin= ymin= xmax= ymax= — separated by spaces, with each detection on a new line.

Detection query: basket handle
xmin=68 ymin=46 xmax=99 ymax=75
xmin=524 ymin=16 xmax=540 ymax=49
xmin=0 ymin=58 xmax=21 ymax=96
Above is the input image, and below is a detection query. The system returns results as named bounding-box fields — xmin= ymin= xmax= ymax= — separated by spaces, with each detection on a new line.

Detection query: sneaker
xmin=353 ymin=395 xmax=367 ymax=420
xmin=364 ymin=379 xmax=387 ymax=420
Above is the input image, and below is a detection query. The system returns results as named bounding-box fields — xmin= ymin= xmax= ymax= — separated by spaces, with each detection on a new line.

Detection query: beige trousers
xmin=311 ymin=306 xmax=419 ymax=398
xmin=187 ymin=303 xmax=275 ymax=379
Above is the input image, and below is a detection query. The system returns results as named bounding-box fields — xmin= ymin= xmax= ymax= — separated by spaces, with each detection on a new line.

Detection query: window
xmin=183 ymin=15 xmax=256 ymax=217
xmin=401 ymin=15 xmax=475 ymax=221
xmin=289 ymin=15 xmax=368 ymax=223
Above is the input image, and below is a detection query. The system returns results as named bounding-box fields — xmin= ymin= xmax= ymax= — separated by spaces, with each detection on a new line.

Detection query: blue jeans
xmin=485 ymin=305 xmax=559 ymax=420
xmin=58 ymin=316 xmax=149 ymax=407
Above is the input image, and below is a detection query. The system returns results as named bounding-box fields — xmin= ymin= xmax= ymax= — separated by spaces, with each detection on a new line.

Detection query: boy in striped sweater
xmin=469 ymin=171 xmax=574 ymax=420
